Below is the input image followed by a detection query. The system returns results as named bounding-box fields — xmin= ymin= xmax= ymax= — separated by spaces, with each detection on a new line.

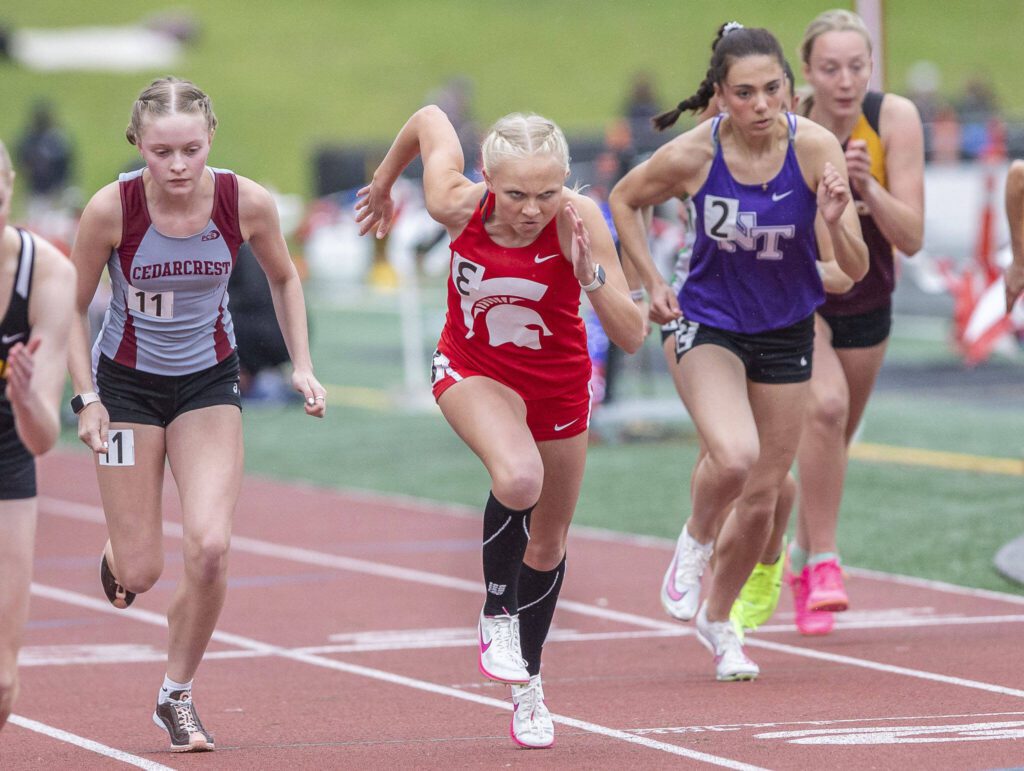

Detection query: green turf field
xmin=3 ymin=1 xmax=1023 ymax=197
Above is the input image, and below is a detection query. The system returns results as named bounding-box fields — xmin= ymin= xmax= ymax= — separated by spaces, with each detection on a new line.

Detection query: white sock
xmin=158 ymin=675 xmax=193 ymax=704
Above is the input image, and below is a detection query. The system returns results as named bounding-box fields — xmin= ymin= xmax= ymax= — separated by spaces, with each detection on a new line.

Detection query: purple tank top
xmin=681 ymin=113 xmax=824 ymax=334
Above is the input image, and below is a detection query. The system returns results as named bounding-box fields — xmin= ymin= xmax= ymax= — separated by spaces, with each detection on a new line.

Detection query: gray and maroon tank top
xmin=93 ymin=167 xmax=243 ymax=376
xmin=682 ymin=113 xmax=824 ymax=334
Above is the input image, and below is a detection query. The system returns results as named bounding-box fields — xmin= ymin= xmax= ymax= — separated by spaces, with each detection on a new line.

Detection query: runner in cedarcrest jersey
xmin=788 ymin=8 xmax=925 ymax=636
xmin=67 ymin=77 xmax=326 ymax=754
xmin=357 ymin=106 xmax=643 ymax=749
xmin=610 ymin=22 xmax=867 ymax=682
xmin=92 ymin=166 xmax=242 ymax=375
xmin=0 ymin=138 xmax=76 ymax=732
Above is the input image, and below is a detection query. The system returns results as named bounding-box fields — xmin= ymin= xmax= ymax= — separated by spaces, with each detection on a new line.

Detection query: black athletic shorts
xmin=820 ymin=305 xmax=892 ymax=349
xmin=96 ymin=352 xmax=242 ymax=428
xmin=661 ymin=314 xmax=815 ymax=384
xmin=0 ymin=421 xmax=35 ymax=500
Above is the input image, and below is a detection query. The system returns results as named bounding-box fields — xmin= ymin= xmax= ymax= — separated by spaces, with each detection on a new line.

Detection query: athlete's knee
xmin=118 ymin=558 xmax=163 ymax=594
xmin=184 ymin=533 xmax=231 ymax=585
xmin=491 ymin=458 xmax=544 ymax=511
xmin=705 ymin=442 xmax=758 ymax=488
xmin=808 ymin=388 xmax=849 ymax=433
xmin=524 ymin=537 xmax=566 ymax=571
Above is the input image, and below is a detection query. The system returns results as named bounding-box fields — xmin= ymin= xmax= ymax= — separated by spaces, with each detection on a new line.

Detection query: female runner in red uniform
xmin=357 ymin=106 xmax=643 ymax=748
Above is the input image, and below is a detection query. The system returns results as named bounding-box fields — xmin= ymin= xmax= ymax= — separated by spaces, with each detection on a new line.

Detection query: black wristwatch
xmin=580 ymin=263 xmax=606 ymax=293
xmin=70 ymin=392 xmax=101 ymax=414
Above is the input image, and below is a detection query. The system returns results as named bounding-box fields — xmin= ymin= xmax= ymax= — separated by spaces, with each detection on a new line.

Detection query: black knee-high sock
xmin=482 ymin=492 xmax=535 ymax=616
xmin=517 ymin=555 xmax=566 ymax=676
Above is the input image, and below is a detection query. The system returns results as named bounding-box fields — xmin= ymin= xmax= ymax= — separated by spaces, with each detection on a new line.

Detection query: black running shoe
xmin=100 ymin=553 xmax=135 ymax=609
xmin=152 ymin=691 xmax=215 ymax=752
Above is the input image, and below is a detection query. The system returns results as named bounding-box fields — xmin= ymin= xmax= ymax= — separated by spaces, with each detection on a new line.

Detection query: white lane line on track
xmin=28 ymin=583 xmax=764 ymax=771
xmin=38 ymin=496 xmax=1024 ymax=699
xmin=631 ymin=710 xmax=1024 ymax=736
xmin=7 ymin=714 xmax=173 ymax=770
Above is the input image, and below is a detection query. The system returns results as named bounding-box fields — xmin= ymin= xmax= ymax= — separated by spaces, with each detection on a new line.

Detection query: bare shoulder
xmin=1008 ymin=159 xmax=1024 ymax=190
xmin=880 ymin=93 xmax=923 ymax=132
xmin=658 ymin=121 xmax=715 ymax=176
xmin=80 ymin=181 xmax=123 ymax=230
xmin=33 ymin=235 xmax=75 ymax=279
xmin=234 ymin=174 xmax=276 ymax=216
xmin=793 ymin=114 xmax=841 ymax=151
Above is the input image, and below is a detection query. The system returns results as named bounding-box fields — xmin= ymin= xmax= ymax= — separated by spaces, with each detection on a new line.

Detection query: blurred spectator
xmin=228 ymin=243 xmax=296 ymax=403
xmin=929 ymin=104 xmax=963 ymax=164
xmin=622 ymin=71 xmax=662 ymax=151
xmin=426 ymin=76 xmax=479 ymax=169
xmin=905 ymin=60 xmax=943 ymax=124
xmin=956 ymin=74 xmax=999 ymax=124
xmin=16 ymin=100 xmax=73 ymax=218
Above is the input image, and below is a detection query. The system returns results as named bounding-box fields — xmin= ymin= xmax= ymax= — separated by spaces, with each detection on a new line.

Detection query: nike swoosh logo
xmin=534 ymin=254 xmax=559 ymax=263
xmin=771 ymin=190 xmax=793 ymax=202
xmin=1 ymin=333 xmax=26 ymax=344
xmin=553 ymin=418 xmax=579 ymax=432
xmin=664 ymin=552 xmax=686 ymax=602
xmin=479 ymin=627 xmax=492 ymax=654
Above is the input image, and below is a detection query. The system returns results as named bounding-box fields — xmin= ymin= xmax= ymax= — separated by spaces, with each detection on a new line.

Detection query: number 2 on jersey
xmin=704 ymin=195 xmax=739 ymax=241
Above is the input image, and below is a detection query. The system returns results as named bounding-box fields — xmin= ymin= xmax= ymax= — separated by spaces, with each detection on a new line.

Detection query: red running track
xmin=2 ymin=449 xmax=1023 ymax=769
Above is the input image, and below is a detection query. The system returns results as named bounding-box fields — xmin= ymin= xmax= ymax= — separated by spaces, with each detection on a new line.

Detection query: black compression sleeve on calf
xmin=481 ymin=491 xmax=535 ymax=616
xmin=517 ymin=555 xmax=566 ymax=677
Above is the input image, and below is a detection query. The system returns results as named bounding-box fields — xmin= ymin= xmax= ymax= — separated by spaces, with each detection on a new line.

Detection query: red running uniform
xmin=433 ymin=192 xmax=591 ymax=427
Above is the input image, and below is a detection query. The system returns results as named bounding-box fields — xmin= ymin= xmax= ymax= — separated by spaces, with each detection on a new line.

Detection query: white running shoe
xmin=660 ymin=524 xmax=713 ymax=621
xmin=696 ymin=601 xmax=760 ymax=682
xmin=478 ymin=609 xmax=530 ymax=684
xmin=510 ymin=675 xmax=554 ymax=748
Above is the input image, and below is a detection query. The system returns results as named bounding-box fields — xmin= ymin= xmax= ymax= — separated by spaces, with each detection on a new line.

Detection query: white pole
xmin=856 ymin=0 xmax=886 ymax=91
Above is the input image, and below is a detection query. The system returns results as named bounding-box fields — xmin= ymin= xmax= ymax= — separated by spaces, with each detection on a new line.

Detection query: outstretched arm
xmin=241 ymin=178 xmax=326 ymax=417
xmin=355 ymin=105 xmax=479 ymax=238
xmin=7 ymin=237 xmax=76 ymax=456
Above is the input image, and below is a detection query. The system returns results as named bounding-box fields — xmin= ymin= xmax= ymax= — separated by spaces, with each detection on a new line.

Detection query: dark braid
xmin=653 ymin=22 xmax=786 ymax=131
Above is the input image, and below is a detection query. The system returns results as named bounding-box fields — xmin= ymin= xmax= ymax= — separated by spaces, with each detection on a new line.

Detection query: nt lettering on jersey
xmin=716 ymin=212 xmax=795 ymax=261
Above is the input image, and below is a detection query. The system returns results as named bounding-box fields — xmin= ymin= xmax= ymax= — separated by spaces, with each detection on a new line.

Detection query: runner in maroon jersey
xmin=67 ymin=77 xmax=326 ymax=753
xmin=357 ymin=106 xmax=643 ymax=748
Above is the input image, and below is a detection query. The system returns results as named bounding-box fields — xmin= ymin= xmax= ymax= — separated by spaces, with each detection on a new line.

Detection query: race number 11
xmin=99 ymin=429 xmax=135 ymax=467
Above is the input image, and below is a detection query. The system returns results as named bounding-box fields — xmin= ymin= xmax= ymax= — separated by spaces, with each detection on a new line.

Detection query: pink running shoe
xmin=786 ymin=564 xmax=834 ymax=636
xmin=807 ymin=558 xmax=849 ymax=612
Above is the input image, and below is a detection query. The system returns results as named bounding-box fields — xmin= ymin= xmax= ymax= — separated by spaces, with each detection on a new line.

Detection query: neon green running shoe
xmin=731 ymin=541 xmax=786 ymax=632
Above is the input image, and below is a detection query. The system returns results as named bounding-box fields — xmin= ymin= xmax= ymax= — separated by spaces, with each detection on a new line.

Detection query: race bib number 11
xmin=99 ymin=429 xmax=135 ymax=467
xmin=127 ymin=286 xmax=174 ymax=319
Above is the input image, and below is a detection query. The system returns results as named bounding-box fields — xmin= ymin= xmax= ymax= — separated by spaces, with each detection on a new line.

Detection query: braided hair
xmin=653 ymin=22 xmax=787 ymax=131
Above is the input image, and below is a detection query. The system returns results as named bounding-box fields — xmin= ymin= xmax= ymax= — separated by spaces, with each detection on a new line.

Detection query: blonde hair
xmin=799 ymin=9 xmax=873 ymax=66
xmin=480 ymin=113 xmax=570 ymax=176
xmin=126 ymin=76 xmax=218 ymax=146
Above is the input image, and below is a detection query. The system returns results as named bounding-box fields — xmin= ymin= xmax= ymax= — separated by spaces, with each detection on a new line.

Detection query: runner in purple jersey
xmin=610 ymin=22 xmax=866 ymax=681
xmin=67 ymin=77 xmax=327 ymax=753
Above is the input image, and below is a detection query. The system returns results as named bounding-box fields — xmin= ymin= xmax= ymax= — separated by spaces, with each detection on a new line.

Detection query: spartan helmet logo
xmin=453 ymin=254 xmax=552 ymax=350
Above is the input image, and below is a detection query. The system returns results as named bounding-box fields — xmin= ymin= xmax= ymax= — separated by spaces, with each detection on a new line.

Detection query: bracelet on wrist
xmin=629 ymin=289 xmax=645 ymax=302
